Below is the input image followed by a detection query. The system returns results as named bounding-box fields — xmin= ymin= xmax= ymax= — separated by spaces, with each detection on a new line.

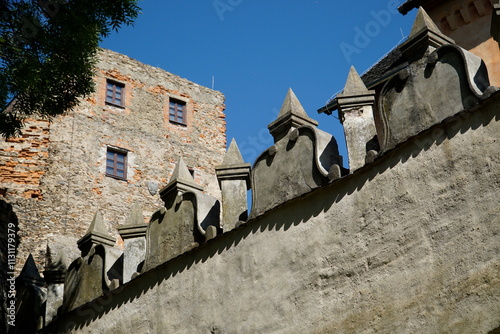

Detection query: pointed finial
xmin=20 ymin=254 xmax=44 ymax=286
xmin=268 ymin=88 xmax=318 ymax=142
xmin=400 ymin=6 xmax=454 ymax=60
xmin=410 ymin=7 xmax=442 ymax=37
xmin=222 ymin=138 xmax=245 ymax=165
xmin=123 ymin=203 xmax=144 ymax=226
xmin=77 ymin=210 xmax=115 ymax=255
xmin=278 ymin=88 xmax=309 ymax=118
xmin=342 ymin=66 xmax=369 ymax=95
xmin=169 ymin=157 xmax=195 ymax=184
xmin=86 ymin=211 xmax=108 ymax=236
xmin=160 ymin=157 xmax=204 ymax=204
xmin=215 ymin=138 xmax=251 ymax=190
xmin=337 ymin=66 xmax=375 ymax=111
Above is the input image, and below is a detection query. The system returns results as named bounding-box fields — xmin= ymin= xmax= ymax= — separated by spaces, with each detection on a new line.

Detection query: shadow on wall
xmin=1 ymin=200 xmax=19 ymax=334
xmin=42 ymin=94 xmax=500 ymax=333
xmin=489 ymin=325 xmax=500 ymax=334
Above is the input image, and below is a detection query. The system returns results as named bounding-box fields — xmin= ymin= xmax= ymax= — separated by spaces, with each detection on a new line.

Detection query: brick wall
xmin=0 ymin=119 xmax=50 ymax=200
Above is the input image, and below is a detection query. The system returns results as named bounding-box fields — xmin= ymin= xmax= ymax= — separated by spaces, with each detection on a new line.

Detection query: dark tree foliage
xmin=0 ymin=0 xmax=140 ymax=138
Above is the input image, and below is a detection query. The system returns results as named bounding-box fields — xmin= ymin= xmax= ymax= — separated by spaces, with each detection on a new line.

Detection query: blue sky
xmin=101 ymin=1 xmax=416 ymax=167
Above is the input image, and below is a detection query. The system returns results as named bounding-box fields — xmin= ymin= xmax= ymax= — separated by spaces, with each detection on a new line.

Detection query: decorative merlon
xmin=252 ymin=106 xmax=343 ymax=217
xmin=77 ymin=211 xmax=115 ymax=255
xmin=337 ymin=66 xmax=376 ymax=112
xmin=118 ymin=203 xmax=147 ymax=239
xmin=268 ymin=88 xmax=318 ymax=142
xmin=118 ymin=204 xmax=147 ymax=284
xmin=400 ymin=7 xmax=455 ymax=59
xmin=377 ymin=43 xmax=493 ymax=153
xmin=337 ymin=66 xmax=378 ymax=172
xmin=216 ymin=138 xmax=251 ymax=230
xmin=160 ymin=157 xmax=203 ymax=204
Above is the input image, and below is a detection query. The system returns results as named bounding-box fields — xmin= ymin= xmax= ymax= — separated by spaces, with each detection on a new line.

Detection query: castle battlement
xmin=5 ymin=6 xmax=500 ymax=334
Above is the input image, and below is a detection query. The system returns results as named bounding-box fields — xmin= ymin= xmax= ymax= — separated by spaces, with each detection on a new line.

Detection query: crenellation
xmin=337 ymin=66 xmax=377 ymax=172
xmin=216 ymin=138 xmax=251 ymax=231
xmin=35 ymin=81 xmax=500 ymax=332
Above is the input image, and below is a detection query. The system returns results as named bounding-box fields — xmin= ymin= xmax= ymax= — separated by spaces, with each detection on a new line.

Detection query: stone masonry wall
xmin=0 ymin=49 xmax=226 ymax=273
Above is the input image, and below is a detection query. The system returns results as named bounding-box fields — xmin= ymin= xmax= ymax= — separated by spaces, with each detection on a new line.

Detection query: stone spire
xmin=16 ymin=254 xmax=46 ymax=333
xmin=409 ymin=6 xmax=442 ymax=37
xmin=337 ymin=66 xmax=378 ymax=173
xmin=170 ymin=157 xmax=195 ymax=185
xmin=222 ymin=138 xmax=245 ymax=165
xmin=344 ymin=66 xmax=367 ymax=93
xmin=216 ymin=139 xmax=251 ymax=231
xmin=337 ymin=66 xmax=375 ymax=103
xmin=277 ymin=88 xmax=309 ymax=118
xmin=401 ymin=7 xmax=454 ymax=60
xmin=19 ymin=254 xmax=45 ymax=286
xmin=77 ymin=211 xmax=115 ymax=256
xmin=268 ymin=88 xmax=318 ymax=142
xmin=160 ymin=157 xmax=203 ymax=205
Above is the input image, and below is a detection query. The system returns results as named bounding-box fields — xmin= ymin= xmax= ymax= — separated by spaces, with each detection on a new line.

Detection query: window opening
xmin=106 ymin=148 xmax=127 ymax=180
xmin=169 ymin=98 xmax=186 ymax=125
xmin=106 ymin=80 xmax=125 ymax=107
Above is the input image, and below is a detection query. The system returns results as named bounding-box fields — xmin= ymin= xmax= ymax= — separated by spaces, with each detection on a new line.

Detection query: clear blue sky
xmin=101 ymin=1 xmax=416 ymax=167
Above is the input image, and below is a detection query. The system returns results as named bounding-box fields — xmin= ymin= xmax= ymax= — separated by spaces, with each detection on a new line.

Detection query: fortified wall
xmin=8 ymin=7 xmax=500 ymax=334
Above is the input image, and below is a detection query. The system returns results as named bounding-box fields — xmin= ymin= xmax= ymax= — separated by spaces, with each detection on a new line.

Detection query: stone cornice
xmin=118 ymin=224 xmax=148 ymax=239
xmin=215 ymin=163 xmax=251 ymax=189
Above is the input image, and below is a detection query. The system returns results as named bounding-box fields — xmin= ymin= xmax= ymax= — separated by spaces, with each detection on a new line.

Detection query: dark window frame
xmin=106 ymin=147 xmax=128 ymax=180
xmin=168 ymin=98 xmax=187 ymax=125
xmin=105 ymin=80 xmax=125 ymax=107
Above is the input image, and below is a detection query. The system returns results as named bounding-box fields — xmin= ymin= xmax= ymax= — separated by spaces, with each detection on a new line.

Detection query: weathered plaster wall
xmin=46 ymin=94 xmax=500 ymax=333
xmin=0 ymin=49 xmax=226 ymax=272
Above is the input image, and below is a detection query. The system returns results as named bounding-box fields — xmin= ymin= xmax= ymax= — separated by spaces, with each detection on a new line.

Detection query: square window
xmin=106 ymin=148 xmax=127 ymax=180
xmin=169 ymin=98 xmax=186 ymax=125
xmin=105 ymin=80 xmax=125 ymax=107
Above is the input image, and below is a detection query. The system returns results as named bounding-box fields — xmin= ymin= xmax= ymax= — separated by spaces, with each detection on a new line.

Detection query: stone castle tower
xmin=0 ymin=48 xmax=227 ymax=274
